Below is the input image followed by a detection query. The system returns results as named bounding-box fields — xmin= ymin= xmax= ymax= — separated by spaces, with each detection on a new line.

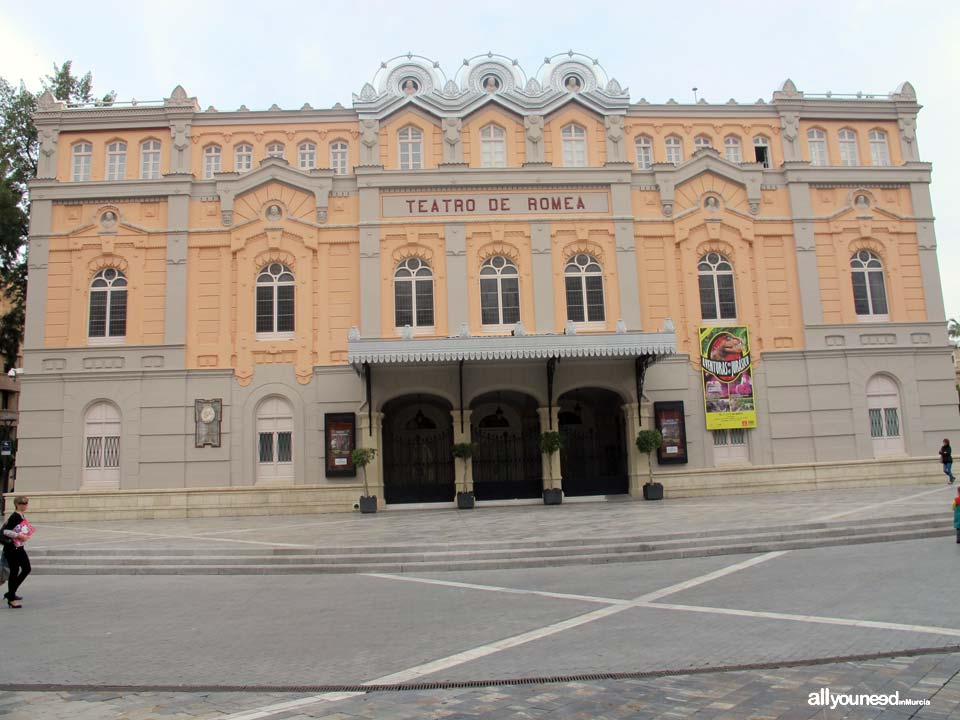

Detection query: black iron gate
xmin=471 ymin=428 xmax=542 ymax=500
xmin=383 ymin=429 xmax=455 ymax=504
xmin=560 ymin=425 xmax=629 ymax=496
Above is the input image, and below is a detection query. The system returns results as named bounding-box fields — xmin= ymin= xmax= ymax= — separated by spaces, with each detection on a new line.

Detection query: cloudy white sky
xmin=2 ymin=0 xmax=957 ymax=321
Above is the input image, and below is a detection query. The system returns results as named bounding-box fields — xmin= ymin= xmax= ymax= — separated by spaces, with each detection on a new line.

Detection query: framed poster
xmin=325 ymin=413 xmax=356 ymax=477
xmin=698 ymin=325 xmax=758 ymax=431
xmin=654 ymin=401 xmax=688 ymax=464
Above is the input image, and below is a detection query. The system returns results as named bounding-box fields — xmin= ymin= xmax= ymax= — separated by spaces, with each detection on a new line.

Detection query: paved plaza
xmin=1 ymin=482 xmax=959 ymax=718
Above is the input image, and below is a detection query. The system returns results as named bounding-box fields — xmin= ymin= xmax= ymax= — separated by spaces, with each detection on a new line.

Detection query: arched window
xmin=256 ymin=263 xmax=295 ymax=336
xmin=724 ymin=135 xmax=742 ymax=163
xmin=664 ymin=135 xmax=683 ymax=165
xmin=635 ymin=135 xmax=653 ymax=169
xmin=72 ymin=142 xmax=92 ymax=181
xmin=753 ymin=135 xmax=771 ymax=168
xmin=256 ymin=396 xmax=293 ymax=483
xmin=394 ymin=257 xmax=434 ymax=329
xmin=88 ymin=268 xmax=127 ymax=339
xmin=266 ymin=142 xmax=285 ymax=159
xmin=398 ymin=126 xmax=423 ymax=170
xmin=140 ymin=139 xmax=161 ymax=179
xmin=480 ymin=124 xmax=507 ymax=168
xmin=83 ymin=402 xmax=121 ymax=490
xmin=203 ymin=144 xmax=221 ymax=179
xmin=850 ymin=250 xmax=888 ymax=319
xmin=479 ymin=255 xmax=520 ymax=326
xmin=869 ymin=129 xmax=890 ymax=166
xmin=234 ymin=143 xmax=253 ymax=173
xmin=838 ymin=128 xmax=859 ymax=166
xmin=807 ymin=128 xmax=828 ymax=166
xmin=564 ymin=254 xmax=605 ymax=324
xmin=694 ymin=135 xmax=713 ymax=151
xmin=106 ymin=141 xmax=127 ymax=181
xmin=298 ymin=141 xmax=316 ymax=170
xmin=561 ymin=124 xmax=587 ymax=167
xmin=330 ymin=141 xmax=348 ymax=175
xmin=698 ymin=252 xmax=737 ymax=321
xmin=866 ymin=375 xmax=904 ymax=456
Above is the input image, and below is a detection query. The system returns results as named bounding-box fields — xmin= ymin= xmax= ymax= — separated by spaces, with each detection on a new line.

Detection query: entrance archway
xmin=470 ymin=391 xmax=542 ymax=500
xmin=558 ymin=387 xmax=628 ymax=496
xmin=382 ymin=394 xmax=455 ymax=504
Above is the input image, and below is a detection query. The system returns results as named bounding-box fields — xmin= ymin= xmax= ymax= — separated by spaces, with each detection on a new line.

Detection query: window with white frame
xmin=698 ymin=252 xmax=737 ymax=321
xmin=561 ymin=124 xmax=587 ymax=167
xmin=394 ymin=257 xmax=434 ymax=329
xmin=724 ymin=135 xmax=742 ymax=163
xmin=72 ymin=142 xmax=92 ymax=181
xmin=635 ymin=135 xmax=653 ymax=169
xmin=256 ymin=396 xmax=293 ymax=483
xmin=753 ymin=136 xmax=771 ymax=168
xmin=850 ymin=250 xmax=888 ymax=319
xmin=105 ymin=141 xmax=127 ymax=181
xmin=330 ymin=141 xmax=348 ymax=175
xmin=713 ymin=428 xmax=749 ymax=464
xmin=203 ymin=145 xmax=221 ymax=179
xmin=807 ymin=128 xmax=828 ymax=166
xmin=88 ymin=268 xmax=127 ymax=339
xmin=665 ymin=135 xmax=683 ymax=165
xmin=298 ymin=142 xmax=316 ymax=170
xmin=694 ymin=135 xmax=712 ymax=151
xmin=83 ymin=402 xmax=121 ymax=490
xmin=480 ymin=124 xmax=507 ymax=168
xmin=866 ymin=375 xmax=904 ymax=457
xmin=398 ymin=126 xmax=423 ymax=170
xmin=266 ymin=142 xmax=285 ymax=159
xmin=234 ymin=143 xmax=253 ymax=173
xmin=869 ymin=129 xmax=891 ymax=166
xmin=140 ymin=139 xmax=161 ymax=179
xmin=838 ymin=128 xmax=860 ymax=166
xmin=564 ymin=254 xmax=605 ymax=324
xmin=479 ymin=255 xmax=520 ymax=326
xmin=256 ymin=263 xmax=295 ymax=336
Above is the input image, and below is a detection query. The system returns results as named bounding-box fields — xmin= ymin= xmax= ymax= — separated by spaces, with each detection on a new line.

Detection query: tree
xmin=948 ymin=318 xmax=960 ymax=348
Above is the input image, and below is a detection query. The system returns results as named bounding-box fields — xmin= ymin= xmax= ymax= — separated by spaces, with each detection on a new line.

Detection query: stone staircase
xmin=29 ymin=513 xmax=951 ymax=575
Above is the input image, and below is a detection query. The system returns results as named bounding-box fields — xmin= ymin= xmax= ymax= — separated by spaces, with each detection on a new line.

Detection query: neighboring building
xmin=15 ymin=52 xmax=958 ymax=519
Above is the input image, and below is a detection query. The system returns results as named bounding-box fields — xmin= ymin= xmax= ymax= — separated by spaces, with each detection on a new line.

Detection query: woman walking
xmin=3 ymin=496 xmax=33 ymax=608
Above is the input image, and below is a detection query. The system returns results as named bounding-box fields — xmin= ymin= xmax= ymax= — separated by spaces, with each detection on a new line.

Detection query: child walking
xmin=940 ymin=438 xmax=956 ymax=484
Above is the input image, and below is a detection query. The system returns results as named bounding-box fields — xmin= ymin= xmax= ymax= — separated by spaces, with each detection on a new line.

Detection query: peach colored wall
xmin=625 ymin=118 xmax=783 ymax=168
xmin=461 ymin=106 xmax=526 ymax=167
xmin=543 ymin=106 xmax=606 ymax=166
xmin=799 ymin=120 xmax=902 ymax=166
xmin=58 ymin=130 xmax=171 ymax=181
xmin=379 ymin=110 xmax=442 ymax=169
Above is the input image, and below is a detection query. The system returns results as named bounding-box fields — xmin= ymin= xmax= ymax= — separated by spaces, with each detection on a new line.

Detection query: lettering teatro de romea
xmin=14 ymin=51 xmax=958 ymax=518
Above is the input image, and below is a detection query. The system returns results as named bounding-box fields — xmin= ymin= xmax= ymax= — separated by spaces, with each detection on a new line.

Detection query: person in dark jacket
xmin=940 ymin=438 xmax=956 ymax=484
xmin=3 ymin=496 xmax=32 ymax=608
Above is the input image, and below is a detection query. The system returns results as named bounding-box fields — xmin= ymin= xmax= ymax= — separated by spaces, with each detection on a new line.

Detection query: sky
xmin=2 ymin=0 xmax=957 ymax=321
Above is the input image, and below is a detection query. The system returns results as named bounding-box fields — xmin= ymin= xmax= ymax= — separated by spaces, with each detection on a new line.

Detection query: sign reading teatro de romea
xmin=382 ymin=191 xmax=610 ymax=217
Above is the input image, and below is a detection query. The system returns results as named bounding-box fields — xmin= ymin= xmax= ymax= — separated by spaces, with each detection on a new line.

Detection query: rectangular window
xmin=884 ymin=408 xmax=900 ymax=437
xmin=852 ymin=273 xmax=870 ymax=315
xmin=870 ymin=142 xmax=890 ymax=167
xmin=73 ymin=152 xmax=92 ymax=182
xmin=88 ymin=292 xmax=107 ymax=337
xmin=563 ymin=141 xmax=587 ymax=167
xmin=585 ymin=276 xmax=605 ymax=322
xmin=103 ymin=436 xmax=121 ymax=467
xmin=698 ymin=276 xmax=718 ymax=320
xmin=754 ymin=145 xmax=769 ymax=168
xmin=107 ymin=152 xmax=126 ymax=181
xmin=869 ymin=408 xmax=884 ymax=438
xmin=141 ymin=146 xmax=161 ymax=179
xmin=867 ymin=273 xmax=888 ymax=315
xmin=637 ymin=144 xmax=652 ymax=169
xmin=85 ymin=436 xmax=103 ymax=467
xmin=500 ymin=277 xmax=520 ymax=324
xmin=415 ymin=279 xmax=434 ymax=326
xmin=480 ymin=278 xmax=501 ymax=324
xmin=276 ymin=285 xmax=295 ymax=333
xmin=258 ymin=432 xmax=274 ymax=462
xmin=256 ymin=286 xmax=274 ymax=333
xmin=809 ymin=141 xmax=828 ymax=166
xmin=108 ymin=290 xmax=127 ymax=337
xmin=565 ymin=276 xmax=585 ymax=322
xmin=276 ymin=431 xmax=292 ymax=463
xmin=717 ymin=275 xmax=736 ymax=318
xmin=394 ymin=283 xmax=413 ymax=327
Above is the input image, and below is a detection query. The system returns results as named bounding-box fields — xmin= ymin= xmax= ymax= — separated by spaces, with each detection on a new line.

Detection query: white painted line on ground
xmin=364 ymin=573 xmax=628 ymax=605
xmin=633 ymin=552 xmax=787 ymax=602
xmin=816 ymin=486 xmax=946 ymax=521
xmin=217 ymin=692 xmax=365 ymax=720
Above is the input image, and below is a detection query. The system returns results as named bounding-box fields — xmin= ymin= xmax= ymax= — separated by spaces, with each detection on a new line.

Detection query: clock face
xmin=200 ymin=405 xmax=216 ymax=424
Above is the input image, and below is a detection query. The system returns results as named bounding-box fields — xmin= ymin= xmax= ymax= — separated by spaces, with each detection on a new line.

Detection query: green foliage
xmin=352 ymin=447 xmax=377 ymax=496
xmin=635 ymin=429 xmax=663 ymax=455
xmin=538 ymin=431 xmax=563 ymax=455
xmin=948 ymin=318 xmax=960 ymax=348
xmin=452 ymin=442 xmax=479 ymax=460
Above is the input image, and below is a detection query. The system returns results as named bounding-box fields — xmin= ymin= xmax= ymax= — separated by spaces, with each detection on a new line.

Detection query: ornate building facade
xmin=15 ymin=52 xmax=958 ymax=518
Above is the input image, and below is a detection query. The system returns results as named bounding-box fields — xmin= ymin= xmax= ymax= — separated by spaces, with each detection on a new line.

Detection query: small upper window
xmin=140 ymin=139 xmax=161 ymax=179
xmin=561 ymin=124 xmax=587 ymax=167
xmin=203 ymin=145 xmax=221 ymax=179
xmin=480 ymin=124 xmax=507 ymax=168
xmin=235 ymin=143 xmax=253 ymax=173
xmin=698 ymin=252 xmax=737 ymax=321
xmin=665 ymin=135 xmax=683 ymax=165
xmin=635 ymin=135 xmax=653 ymax=170
xmin=694 ymin=135 xmax=713 ymax=151
xmin=869 ymin=129 xmax=891 ymax=167
xmin=266 ymin=142 xmax=285 ymax=160
xmin=330 ymin=141 xmax=348 ymax=175
xmin=724 ymin=136 xmax=742 ymax=164
xmin=298 ymin=142 xmax=316 ymax=170
xmin=838 ymin=129 xmax=860 ymax=166
xmin=398 ymin=126 xmax=423 ymax=170
xmin=753 ymin=136 xmax=771 ymax=168
xmin=850 ymin=250 xmax=889 ymax=319
xmin=105 ymin=141 xmax=127 ymax=181
xmin=807 ymin=128 xmax=829 ymax=166
xmin=72 ymin=142 xmax=93 ymax=181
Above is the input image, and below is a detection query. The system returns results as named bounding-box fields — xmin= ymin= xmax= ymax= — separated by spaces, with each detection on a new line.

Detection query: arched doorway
xmin=558 ymin=388 xmax=628 ymax=496
xmin=256 ymin=396 xmax=294 ymax=484
xmin=866 ymin=375 xmax=904 ymax=457
xmin=382 ymin=394 xmax=455 ymax=504
xmin=470 ymin=391 xmax=542 ymax=500
xmin=83 ymin=401 xmax=121 ymax=491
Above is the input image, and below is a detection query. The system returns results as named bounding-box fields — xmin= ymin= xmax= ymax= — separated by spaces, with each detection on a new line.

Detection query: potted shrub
xmin=452 ymin=441 xmax=479 ymax=509
xmin=352 ymin=447 xmax=378 ymax=513
xmin=539 ymin=430 xmax=564 ymax=505
xmin=636 ymin=429 xmax=664 ymax=500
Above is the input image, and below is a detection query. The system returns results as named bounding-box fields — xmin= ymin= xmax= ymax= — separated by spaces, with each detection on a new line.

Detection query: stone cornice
xmin=355 ymin=165 xmax=633 ymax=190
xmin=781 ymin=162 xmax=931 ymax=185
xmin=28 ymin=178 xmax=193 ymax=201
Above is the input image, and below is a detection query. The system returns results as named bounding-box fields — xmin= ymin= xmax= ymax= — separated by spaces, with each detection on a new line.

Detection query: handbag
xmin=0 ymin=552 xmax=8 ymax=585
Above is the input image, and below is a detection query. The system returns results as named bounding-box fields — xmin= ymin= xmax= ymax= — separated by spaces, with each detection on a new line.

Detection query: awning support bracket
xmin=546 ymin=357 xmax=558 ymax=430
xmin=635 ymin=355 xmax=658 ymax=427
xmin=459 ymin=359 xmax=465 ymax=434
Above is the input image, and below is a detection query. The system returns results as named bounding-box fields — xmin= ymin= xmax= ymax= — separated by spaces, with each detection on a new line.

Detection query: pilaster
xmin=359 ymin=187 xmax=381 ymax=337
xmin=909 ymin=182 xmax=945 ymax=321
xmin=165 ymin=196 xmax=189 ymax=344
xmin=611 ymin=184 xmax=642 ymax=330
xmin=24 ymin=199 xmax=52 ymax=350
xmin=531 ymin=222 xmax=554 ymax=332
xmin=445 ymin=223 xmax=468 ymax=331
xmin=787 ymin=181 xmax=822 ymax=327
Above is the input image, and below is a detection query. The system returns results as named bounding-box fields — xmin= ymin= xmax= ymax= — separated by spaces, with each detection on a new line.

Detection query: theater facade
xmin=15 ymin=52 xmax=958 ymax=519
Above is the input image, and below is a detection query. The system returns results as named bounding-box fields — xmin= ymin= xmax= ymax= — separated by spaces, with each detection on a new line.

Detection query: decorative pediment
xmin=215 ymin=158 xmax=333 ymax=227
xmin=654 ymin=149 xmax=763 ymax=218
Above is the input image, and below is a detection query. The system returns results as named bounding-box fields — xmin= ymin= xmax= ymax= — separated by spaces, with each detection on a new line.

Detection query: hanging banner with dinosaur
xmin=699 ymin=325 xmax=757 ymax=430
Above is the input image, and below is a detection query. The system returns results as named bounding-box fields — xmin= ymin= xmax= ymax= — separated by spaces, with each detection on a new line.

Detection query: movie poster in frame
xmin=699 ymin=325 xmax=758 ymax=431
xmin=654 ymin=401 xmax=688 ymax=464
xmin=325 ymin=413 xmax=356 ymax=477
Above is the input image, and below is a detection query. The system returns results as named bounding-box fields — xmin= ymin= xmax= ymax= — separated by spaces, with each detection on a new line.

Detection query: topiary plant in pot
xmin=636 ymin=429 xmax=664 ymax=500
xmin=539 ymin=430 xmax=564 ymax=505
xmin=352 ymin=447 xmax=378 ymax=513
xmin=452 ymin=441 xmax=479 ymax=509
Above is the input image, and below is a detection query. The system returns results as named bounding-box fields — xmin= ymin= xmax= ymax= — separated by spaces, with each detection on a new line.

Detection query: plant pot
xmin=359 ymin=495 xmax=378 ymax=513
xmin=643 ymin=482 xmax=663 ymax=501
xmin=543 ymin=488 xmax=563 ymax=505
xmin=456 ymin=491 xmax=475 ymax=510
